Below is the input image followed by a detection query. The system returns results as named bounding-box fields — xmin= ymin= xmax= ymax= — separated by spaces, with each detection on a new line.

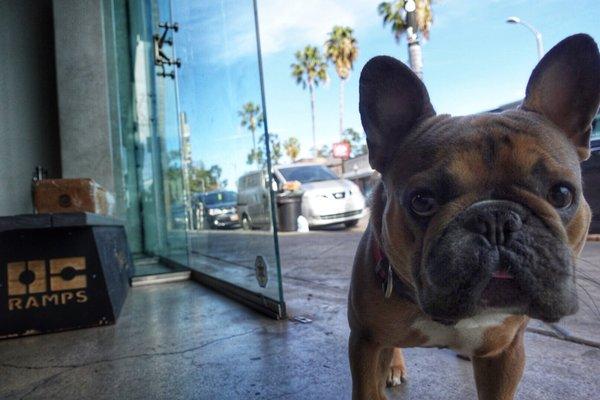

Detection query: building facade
xmin=1 ymin=0 xmax=286 ymax=317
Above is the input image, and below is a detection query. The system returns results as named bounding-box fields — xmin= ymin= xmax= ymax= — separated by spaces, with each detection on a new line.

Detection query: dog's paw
xmin=386 ymin=364 xmax=407 ymax=387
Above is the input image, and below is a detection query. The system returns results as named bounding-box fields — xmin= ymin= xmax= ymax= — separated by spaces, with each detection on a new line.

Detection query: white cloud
xmin=180 ymin=0 xmax=500 ymax=65
xmin=258 ymin=0 xmax=379 ymax=55
xmin=178 ymin=0 xmax=387 ymax=65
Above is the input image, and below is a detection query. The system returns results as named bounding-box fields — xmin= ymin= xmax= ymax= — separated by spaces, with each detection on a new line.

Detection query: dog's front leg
xmin=349 ymin=331 xmax=387 ymax=400
xmin=472 ymin=326 xmax=526 ymax=400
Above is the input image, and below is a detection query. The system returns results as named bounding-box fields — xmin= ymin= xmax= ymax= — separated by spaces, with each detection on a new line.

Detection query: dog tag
xmin=384 ymin=264 xmax=394 ymax=299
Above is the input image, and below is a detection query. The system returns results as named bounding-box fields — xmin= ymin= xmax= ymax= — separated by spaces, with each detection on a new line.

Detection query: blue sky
xmin=172 ymin=0 xmax=600 ymax=190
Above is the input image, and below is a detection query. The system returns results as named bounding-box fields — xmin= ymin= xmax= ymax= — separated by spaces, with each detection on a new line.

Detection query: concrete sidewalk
xmin=1 ymin=231 xmax=599 ymax=399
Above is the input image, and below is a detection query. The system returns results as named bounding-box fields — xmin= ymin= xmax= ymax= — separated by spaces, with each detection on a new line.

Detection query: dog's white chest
xmin=411 ymin=313 xmax=511 ymax=356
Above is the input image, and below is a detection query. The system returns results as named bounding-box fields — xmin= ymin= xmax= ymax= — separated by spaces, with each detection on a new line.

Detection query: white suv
xmin=273 ymin=163 xmax=365 ymax=228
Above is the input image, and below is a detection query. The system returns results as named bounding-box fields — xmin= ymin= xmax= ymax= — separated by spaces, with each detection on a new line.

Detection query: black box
xmin=0 ymin=213 xmax=133 ymax=339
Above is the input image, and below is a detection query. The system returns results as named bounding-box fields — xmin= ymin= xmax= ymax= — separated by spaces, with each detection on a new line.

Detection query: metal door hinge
xmin=154 ymin=22 xmax=180 ymax=79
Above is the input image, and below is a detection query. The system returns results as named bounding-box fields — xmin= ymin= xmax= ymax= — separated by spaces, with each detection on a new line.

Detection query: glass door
xmin=170 ymin=0 xmax=285 ymax=318
xmin=127 ymin=0 xmax=190 ymax=276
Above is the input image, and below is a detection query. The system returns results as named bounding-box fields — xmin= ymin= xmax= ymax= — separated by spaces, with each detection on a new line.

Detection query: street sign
xmin=332 ymin=142 xmax=351 ymax=159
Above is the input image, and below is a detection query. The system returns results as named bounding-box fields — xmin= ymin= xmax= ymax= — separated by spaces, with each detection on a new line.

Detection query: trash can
xmin=276 ymin=193 xmax=303 ymax=232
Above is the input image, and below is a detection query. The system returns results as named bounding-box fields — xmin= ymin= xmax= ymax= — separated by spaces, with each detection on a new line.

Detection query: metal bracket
xmin=32 ymin=166 xmax=48 ymax=182
xmin=156 ymin=68 xmax=175 ymax=79
xmin=154 ymin=21 xmax=180 ymax=79
xmin=255 ymin=256 xmax=269 ymax=288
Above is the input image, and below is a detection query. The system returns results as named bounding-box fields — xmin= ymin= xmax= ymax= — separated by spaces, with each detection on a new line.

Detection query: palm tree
xmin=246 ymin=148 xmax=263 ymax=166
xmin=283 ymin=137 xmax=301 ymax=162
xmin=238 ymin=101 xmax=263 ymax=165
xmin=325 ymin=26 xmax=359 ymax=138
xmin=291 ymin=46 xmax=328 ymax=156
xmin=378 ymin=0 xmax=433 ymax=79
xmin=269 ymin=135 xmax=283 ymax=165
xmin=258 ymin=132 xmax=283 ymax=166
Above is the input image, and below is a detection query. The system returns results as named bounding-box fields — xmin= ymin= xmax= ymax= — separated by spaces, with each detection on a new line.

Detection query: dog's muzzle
xmin=419 ymin=199 xmax=578 ymax=322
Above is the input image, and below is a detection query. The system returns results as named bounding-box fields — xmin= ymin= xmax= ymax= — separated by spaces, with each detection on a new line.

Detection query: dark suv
xmin=192 ymin=190 xmax=239 ymax=229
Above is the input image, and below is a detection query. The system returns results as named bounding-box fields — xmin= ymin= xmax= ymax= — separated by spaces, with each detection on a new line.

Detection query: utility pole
xmin=405 ymin=0 xmax=423 ymax=79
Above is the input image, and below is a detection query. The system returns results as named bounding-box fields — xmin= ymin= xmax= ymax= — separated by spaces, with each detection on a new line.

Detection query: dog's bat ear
xmin=522 ymin=34 xmax=600 ymax=161
xmin=359 ymin=56 xmax=435 ymax=173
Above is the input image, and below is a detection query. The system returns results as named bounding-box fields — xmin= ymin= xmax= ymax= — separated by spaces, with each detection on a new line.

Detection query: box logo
xmin=6 ymin=258 xmax=88 ymax=311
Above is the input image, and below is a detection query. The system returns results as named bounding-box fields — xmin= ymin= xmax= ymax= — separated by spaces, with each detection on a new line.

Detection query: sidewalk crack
xmin=1 ymin=328 xmax=259 ymax=372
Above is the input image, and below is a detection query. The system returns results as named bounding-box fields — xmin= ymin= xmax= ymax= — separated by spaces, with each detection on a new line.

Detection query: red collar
xmin=373 ymin=241 xmax=417 ymax=303
xmin=373 ymin=241 xmax=390 ymax=286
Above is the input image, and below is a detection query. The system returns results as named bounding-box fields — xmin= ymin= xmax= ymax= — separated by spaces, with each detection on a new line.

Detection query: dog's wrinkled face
xmin=391 ymin=112 xmax=589 ymax=323
xmin=360 ymin=34 xmax=600 ymax=323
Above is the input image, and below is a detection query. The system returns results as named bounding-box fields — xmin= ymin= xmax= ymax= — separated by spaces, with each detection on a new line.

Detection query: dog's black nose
xmin=464 ymin=201 xmax=523 ymax=246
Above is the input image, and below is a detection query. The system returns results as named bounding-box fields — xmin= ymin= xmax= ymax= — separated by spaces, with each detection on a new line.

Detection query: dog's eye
xmin=547 ymin=184 xmax=573 ymax=209
xmin=410 ymin=191 xmax=438 ymax=217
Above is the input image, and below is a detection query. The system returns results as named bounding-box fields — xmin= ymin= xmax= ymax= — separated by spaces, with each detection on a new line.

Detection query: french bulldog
xmin=348 ymin=34 xmax=600 ymax=400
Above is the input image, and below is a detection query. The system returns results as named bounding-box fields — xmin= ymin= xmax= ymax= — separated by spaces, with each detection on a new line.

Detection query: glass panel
xmin=155 ymin=0 xmax=189 ymax=266
xmin=172 ymin=0 xmax=284 ymax=309
xmin=125 ymin=0 xmax=189 ymax=273
xmin=102 ymin=0 xmax=144 ymax=254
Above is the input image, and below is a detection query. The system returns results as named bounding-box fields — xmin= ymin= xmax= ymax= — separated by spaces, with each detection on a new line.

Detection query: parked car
xmin=237 ymin=164 xmax=366 ymax=230
xmin=237 ymin=171 xmax=272 ymax=230
xmin=192 ymin=190 xmax=239 ymax=229
xmin=274 ymin=163 xmax=365 ymax=228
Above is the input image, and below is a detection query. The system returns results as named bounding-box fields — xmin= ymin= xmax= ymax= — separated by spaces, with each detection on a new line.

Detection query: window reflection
xmin=174 ymin=0 xmax=283 ymax=302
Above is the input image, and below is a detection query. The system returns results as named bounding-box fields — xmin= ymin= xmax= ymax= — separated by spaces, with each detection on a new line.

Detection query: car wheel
xmin=242 ymin=215 xmax=251 ymax=231
xmin=344 ymin=219 xmax=359 ymax=228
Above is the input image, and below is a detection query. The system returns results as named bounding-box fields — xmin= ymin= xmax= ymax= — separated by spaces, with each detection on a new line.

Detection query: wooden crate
xmin=33 ymin=179 xmax=115 ymax=216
